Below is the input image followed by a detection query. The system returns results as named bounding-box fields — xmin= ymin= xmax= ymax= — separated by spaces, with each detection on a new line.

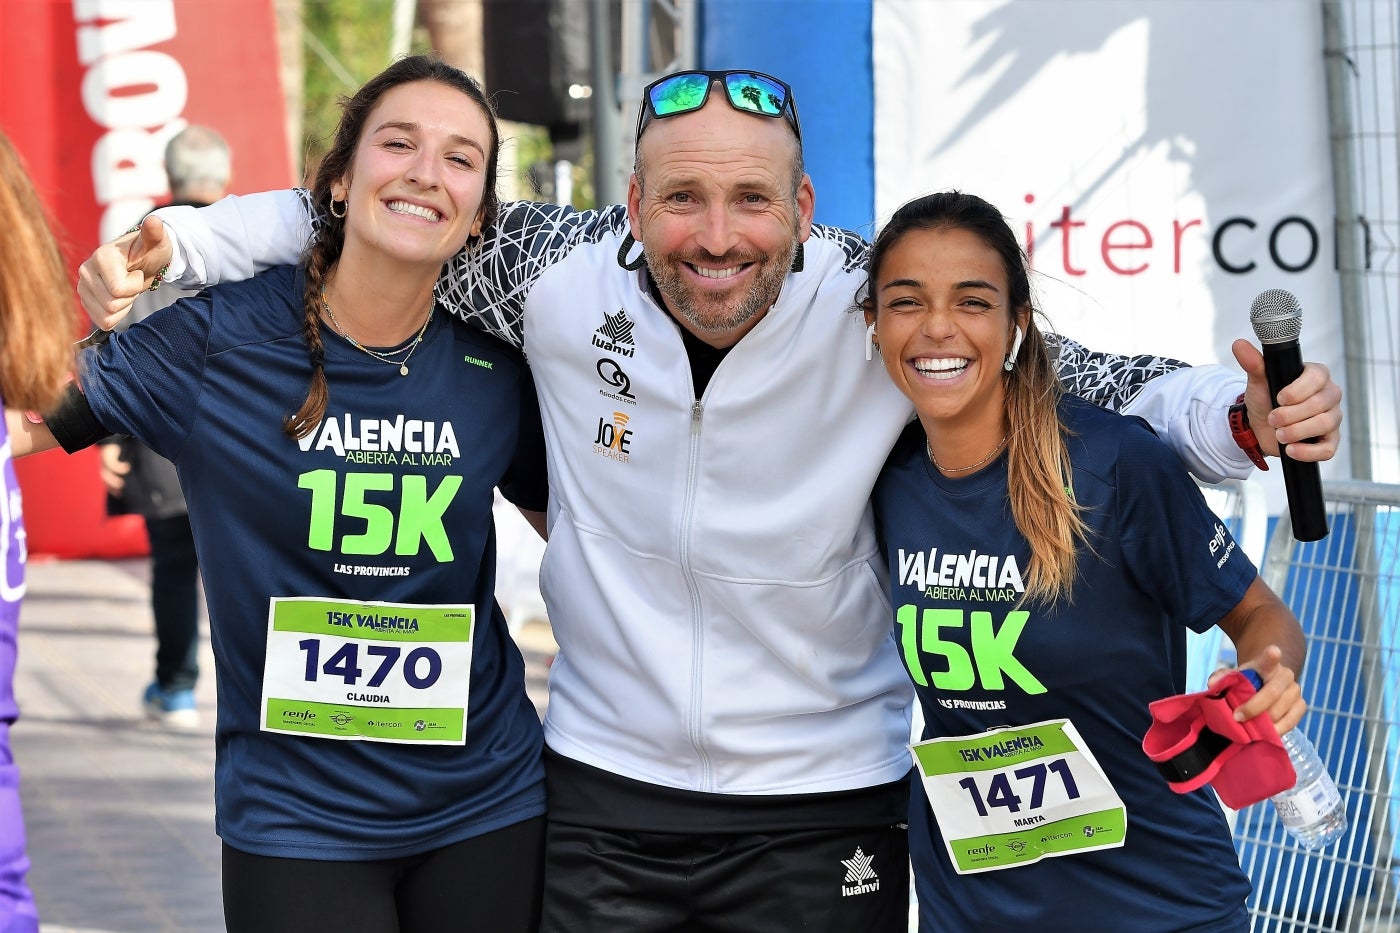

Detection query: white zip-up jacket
xmin=154 ymin=195 xmax=1254 ymax=795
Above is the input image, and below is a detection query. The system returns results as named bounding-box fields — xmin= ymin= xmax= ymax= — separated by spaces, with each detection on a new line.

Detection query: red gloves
xmin=1142 ymin=669 xmax=1296 ymax=809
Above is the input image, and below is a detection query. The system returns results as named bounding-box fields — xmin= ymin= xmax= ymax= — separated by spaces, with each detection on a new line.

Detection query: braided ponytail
xmin=282 ymin=227 xmax=339 ymax=438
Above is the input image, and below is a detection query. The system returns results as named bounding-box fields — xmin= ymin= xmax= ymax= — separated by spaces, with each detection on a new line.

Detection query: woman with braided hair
xmin=8 ymin=56 xmax=547 ymax=932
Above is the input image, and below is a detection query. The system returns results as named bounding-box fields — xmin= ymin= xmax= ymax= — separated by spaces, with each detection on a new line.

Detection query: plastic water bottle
xmin=1242 ymin=669 xmax=1347 ymax=848
xmin=1273 ymin=728 xmax=1348 ymax=848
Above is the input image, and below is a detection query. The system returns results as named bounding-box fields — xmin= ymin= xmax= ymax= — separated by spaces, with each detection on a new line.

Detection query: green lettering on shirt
xmin=296 ymin=469 xmax=461 ymax=563
xmin=895 ymin=606 xmax=1045 ymax=695
xmin=396 ymin=475 xmax=461 ymax=561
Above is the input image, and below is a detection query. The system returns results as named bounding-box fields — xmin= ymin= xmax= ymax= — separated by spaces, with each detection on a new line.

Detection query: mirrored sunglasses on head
xmin=635 ymin=69 xmax=802 ymax=143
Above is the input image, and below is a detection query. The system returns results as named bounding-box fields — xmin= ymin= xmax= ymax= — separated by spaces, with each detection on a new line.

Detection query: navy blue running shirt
xmin=874 ymin=396 xmax=1256 ymax=932
xmin=79 ymin=265 xmax=547 ymax=859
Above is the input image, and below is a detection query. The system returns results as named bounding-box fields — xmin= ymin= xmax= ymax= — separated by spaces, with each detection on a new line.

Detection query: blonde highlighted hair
xmin=864 ymin=191 xmax=1091 ymax=606
xmin=0 ymin=131 xmax=74 ymax=411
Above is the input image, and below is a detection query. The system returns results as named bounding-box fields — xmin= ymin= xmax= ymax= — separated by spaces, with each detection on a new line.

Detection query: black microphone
xmin=1249 ymin=289 xmax=1328 ymax=541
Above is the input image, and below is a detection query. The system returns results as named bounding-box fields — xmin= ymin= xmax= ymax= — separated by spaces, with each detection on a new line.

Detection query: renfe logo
xmin=1208 ymin=522 xmax=1236 ymax=569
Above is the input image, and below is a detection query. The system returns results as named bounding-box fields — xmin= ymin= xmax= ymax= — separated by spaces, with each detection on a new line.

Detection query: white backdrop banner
xmin=873 ymin=0 xmax=1350 ymax=497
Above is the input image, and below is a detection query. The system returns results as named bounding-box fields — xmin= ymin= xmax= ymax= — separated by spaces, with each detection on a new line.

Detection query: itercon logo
xmin=840 ymin=847 xmax=880 ymax=897
xmin=592 ymin=308 xmax=636 ymax=357
xmin=593 ymin=411 xmax=633 ymax=463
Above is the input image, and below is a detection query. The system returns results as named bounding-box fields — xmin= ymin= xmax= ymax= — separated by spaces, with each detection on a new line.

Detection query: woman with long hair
xmin=9 ymin=56 xmax=547 ymax=932
xmin=0 ymin=129 xmax=79 ymax=933
xmin=863 ymin=190 xmax=1308 ymax=932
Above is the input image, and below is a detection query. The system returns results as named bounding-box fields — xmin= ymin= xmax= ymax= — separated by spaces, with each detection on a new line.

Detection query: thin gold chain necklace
xmin=321 ymin=288 xmax=434 ymax=376
xmin=926 ymin=434 xmax=1008 ymax=474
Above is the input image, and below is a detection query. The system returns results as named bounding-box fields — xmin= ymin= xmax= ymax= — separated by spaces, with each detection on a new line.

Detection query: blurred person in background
xmin=100 ymin=125 xmax=231 ymax=728
xmin=0 ymin=130 xmax=79 ymax=933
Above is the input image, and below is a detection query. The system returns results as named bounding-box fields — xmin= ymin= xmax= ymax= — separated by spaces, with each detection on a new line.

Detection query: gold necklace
xmin=321 ymin=288 xmax=434 ymax=376
xmin=926 ymin=434 xmax=1008 ymax=474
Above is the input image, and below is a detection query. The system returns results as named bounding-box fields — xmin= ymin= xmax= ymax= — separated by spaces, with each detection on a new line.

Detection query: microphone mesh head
xmin=1250 ymin=289 xmax=1302 ymax=344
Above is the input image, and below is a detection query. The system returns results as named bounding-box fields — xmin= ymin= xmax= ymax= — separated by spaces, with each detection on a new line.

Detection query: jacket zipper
xmin=679 ymin=397 xmax=713 ymax=789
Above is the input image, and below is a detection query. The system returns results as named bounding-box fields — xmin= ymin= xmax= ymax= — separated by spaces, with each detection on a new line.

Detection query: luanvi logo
xmin=840 ymin=846 xmax=880 ymax=897
xmin=592 ymin=308 xmax=636 ymax=357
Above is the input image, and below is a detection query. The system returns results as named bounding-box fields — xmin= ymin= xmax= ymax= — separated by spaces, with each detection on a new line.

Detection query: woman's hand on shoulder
xmin=77 ymin=214 xmax=172 ymax=331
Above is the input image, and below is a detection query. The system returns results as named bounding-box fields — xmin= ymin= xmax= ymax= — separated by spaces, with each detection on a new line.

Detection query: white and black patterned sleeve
xmin=1048 ymin=333 xmax=1252 ymax=482
xmin=1047 ymin=333 xmax=1188 ymax=412
xmin=808 ymin=222 xmax=872 ymax=275
xmin=432 ymin=202 xmax=630 ymax=349
xmin=807 ymin=224 xmax=1191 ymax=417
xmin=158 ymin=194 xmax=632 ymax=352
xmin=824 ymin=220 xmax=1249 ymax=480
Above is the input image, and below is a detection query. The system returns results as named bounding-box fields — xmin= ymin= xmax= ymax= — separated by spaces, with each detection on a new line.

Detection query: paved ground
xmin=12 ymin=556 xmax=556 ymax=933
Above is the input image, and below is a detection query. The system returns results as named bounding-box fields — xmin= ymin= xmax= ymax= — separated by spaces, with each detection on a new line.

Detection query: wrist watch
xmin=1228 ymin=392 xmax=1269 ymax=471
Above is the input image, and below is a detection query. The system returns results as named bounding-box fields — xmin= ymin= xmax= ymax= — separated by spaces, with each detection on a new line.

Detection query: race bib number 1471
xmin=910 ymin=719 xmax=1126 ymax=874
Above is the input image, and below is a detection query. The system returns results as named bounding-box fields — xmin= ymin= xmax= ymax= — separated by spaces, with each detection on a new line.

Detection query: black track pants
xmin=539 ymin=819 xmax=909 ymax=932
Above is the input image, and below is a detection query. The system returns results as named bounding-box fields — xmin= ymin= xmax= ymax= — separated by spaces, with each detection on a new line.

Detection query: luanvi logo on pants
xmin=840 ymin=846 xmax=880 ymax=897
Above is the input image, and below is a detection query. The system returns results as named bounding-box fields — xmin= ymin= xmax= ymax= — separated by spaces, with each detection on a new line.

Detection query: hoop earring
xmin=790 ymin=241 xmax=805 ymax=273
xmin=864 ymin=323 xmax=877 ymax=362
xmin=1004 ymin=325 xmax=1024 ymax=372
xmin=617 ymin=233 xmax=647 ymax=271
xmin=329 ymin=195 xmax=347 ymax=219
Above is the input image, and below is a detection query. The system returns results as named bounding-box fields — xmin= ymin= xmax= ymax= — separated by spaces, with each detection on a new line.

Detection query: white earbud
xmin=1004 ymin=325 xmax=1024 ymax=372
xmin=865 ymin=323 xmax=877 ymax=362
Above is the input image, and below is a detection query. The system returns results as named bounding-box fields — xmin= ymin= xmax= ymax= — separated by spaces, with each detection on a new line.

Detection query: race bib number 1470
xmin=260 ymin=597 xmax=474 ymax=745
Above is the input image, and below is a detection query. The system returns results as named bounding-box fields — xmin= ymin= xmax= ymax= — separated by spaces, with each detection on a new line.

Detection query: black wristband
xmin=42 ymin=382 xmax=114 ymax=454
